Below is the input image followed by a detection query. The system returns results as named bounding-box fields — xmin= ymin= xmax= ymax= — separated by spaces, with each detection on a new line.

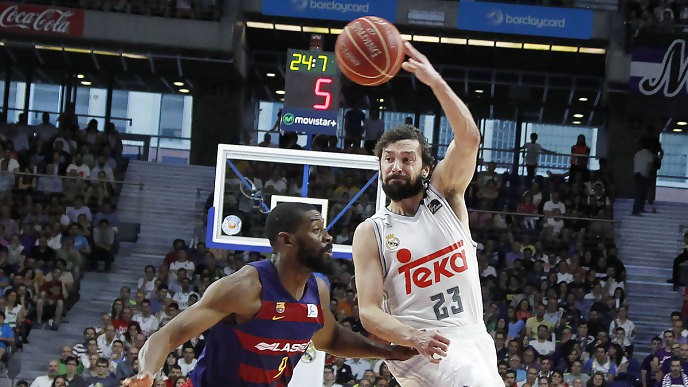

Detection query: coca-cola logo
xmin=0 ymin=3 xmax=83 ymax=35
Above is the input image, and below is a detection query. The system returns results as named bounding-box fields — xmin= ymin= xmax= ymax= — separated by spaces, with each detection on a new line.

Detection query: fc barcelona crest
xmin=276 ymin=302 xmax=285 ymax=314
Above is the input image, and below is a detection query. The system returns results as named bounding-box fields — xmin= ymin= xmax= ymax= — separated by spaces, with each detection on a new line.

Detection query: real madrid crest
xmin=275 ymin=302 xmax=285 ymax=314
xmin=221 ymin=215 xmax=242 ymax=236
xmin=301 ymin=342 xmax=317 ymax=363
xmin=385 ymin=234 xmax=400 ymax=251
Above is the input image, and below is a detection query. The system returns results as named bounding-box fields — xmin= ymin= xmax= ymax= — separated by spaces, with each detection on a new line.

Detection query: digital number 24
xmin=430 ymin=286 xmax=463 ymax=320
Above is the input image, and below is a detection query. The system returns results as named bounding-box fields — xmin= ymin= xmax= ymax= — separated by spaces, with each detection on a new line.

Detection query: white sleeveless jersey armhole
xmin=367 ymin=184 xmax=484 ymax=329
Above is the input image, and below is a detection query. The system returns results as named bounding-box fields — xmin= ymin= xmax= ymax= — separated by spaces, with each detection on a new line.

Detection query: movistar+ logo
xmin=282 ymin=113 xmax=336 ymax=127
xmin=282 ymin=113 xmax=295 ymax=125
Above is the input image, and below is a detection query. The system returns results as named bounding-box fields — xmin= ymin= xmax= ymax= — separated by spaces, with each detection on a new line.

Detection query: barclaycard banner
xmin=630 ymin=31 xmax=688 ymax=114
xmin=457 ymin=1 xmax=593 ymax=39
xmin=261 ymin=0 xmax=397 ymax=22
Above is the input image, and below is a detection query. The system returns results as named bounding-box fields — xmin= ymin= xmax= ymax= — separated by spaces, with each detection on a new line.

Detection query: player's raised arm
xmin=402 ymin=42 xmax=480 ymax=201
xmin=311 ymin=277 xmax=417 ymax=360
xmin=130 ymin=266 xmax=261 ymax=385
xmin=352 ymin=221 xmax=450 ymax=364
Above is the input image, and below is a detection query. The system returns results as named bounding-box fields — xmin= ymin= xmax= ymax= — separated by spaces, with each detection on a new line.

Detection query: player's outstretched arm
xmin=126 ymin=266 xmax=261 ymax=387
xmin=351 ymin=222 xmax=450 ymax=364
xmin=402 ymin=42 xmax=480 ymax=208
xmin=311 ymin=277 xmax=417 ymax=361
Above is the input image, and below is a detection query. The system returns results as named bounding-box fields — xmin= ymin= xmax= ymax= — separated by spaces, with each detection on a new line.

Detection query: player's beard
xmin=382 ymin=172 xmax=424 ymax=201
xmin=297 ymin=238 xmax=336 ymax=275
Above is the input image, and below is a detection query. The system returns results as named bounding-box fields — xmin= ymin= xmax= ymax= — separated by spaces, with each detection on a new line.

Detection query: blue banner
xmin=280 ymin=107 xmax=338 ymax=136
xmin=457 ymin=2 xmax=593 ymax=40
xmin=262 ymin=0 xmax=397 ymax=22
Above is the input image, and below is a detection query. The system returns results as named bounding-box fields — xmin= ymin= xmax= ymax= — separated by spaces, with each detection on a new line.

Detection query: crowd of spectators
xmin=19 ymin=113 xmax=683 ymax=387
xmin=627 ymin=0 xmax=688 ymax=36
xmin=0 ymin=107 xmax=127 ymax=372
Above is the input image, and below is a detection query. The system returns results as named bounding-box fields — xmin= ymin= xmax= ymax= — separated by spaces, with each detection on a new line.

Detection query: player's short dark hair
xmin=374 ymin=125 xmax=434 ymax=168
xmin=265 ymin=202 xmax=317 ymax=248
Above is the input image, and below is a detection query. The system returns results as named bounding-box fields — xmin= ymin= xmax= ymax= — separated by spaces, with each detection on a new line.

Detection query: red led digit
xmin=313 ymin=77 xmax=333 ymax=110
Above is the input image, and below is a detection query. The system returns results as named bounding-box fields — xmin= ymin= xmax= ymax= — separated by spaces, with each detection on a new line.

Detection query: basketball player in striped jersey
xmin=126 ymin=202 xmax=416 ymax=387
xmin=352 ymin=42 xmax=502 ymax=386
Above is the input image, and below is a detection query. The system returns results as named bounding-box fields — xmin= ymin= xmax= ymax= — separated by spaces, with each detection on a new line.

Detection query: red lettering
xmin=398 ymin=241 xmax=471 ymax=295
xmin=433 ymin=257 xmax=454 ymax=283
xmin=412 ymin=267 xmax=432 ymax=289
xmin=450 ymin=251 xmax=468 ymax=273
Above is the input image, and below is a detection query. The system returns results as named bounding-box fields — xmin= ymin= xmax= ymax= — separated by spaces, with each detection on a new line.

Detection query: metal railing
xmin=3 ymin=107 xmax=133 ymax=126
xmin=0 ymin=170 xmax=144 ymax=190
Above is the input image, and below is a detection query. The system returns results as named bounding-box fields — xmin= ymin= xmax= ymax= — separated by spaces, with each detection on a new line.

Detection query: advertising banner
xmin=262 ymin=0 xmax=397 ymax=23
xmin=630 ymin=31 xmax=688 ymax=113
xmin=457 ymin=1 xmax=593 ymax=39
xmin=0 ymin=1 xmax=84 ymax=37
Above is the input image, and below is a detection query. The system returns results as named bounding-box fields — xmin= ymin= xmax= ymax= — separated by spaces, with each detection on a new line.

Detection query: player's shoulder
xmin=214 ymin=265 xmax=262 ymax=296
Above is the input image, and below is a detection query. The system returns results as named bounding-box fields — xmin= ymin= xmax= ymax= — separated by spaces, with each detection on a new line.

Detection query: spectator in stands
xmin=570 ymin=135 xmax=590 ymax=179
xmin=85 ymin=357 xmax=118 ymax=387
xmin=177 ymin=345 xmax=197 ymax=376
xmin=85 ymin=171 xmax=115 ymax=208
xmin=66 ymin=154 xmax=90 ymax=179
xmin=113 ymin=307 xmax=141 ymax=336
xmin=150 ymin=284 xmax=171 ymax=315
xmin=66 ymin=197 xmax=92 ymax=224
xmin=362 ymin=109 xmax=384 ymax=155
xmin=662 ymin=357 xmax=688 ymax=386
xmin=115 ymin=347 xmax=139 ymax=380
xmin=36 ymin=266 xmax=67 ymax=330
xmin=92 ymin=219 xmax=115 ymax=272
xmin=163 ymin=239 xmax=187 ymax=267
xmin=564 ymin=359 xmax=590 ymax=385
xmin=584 ymin=344 xmax=617 ymax=381
xmin=133 ymin=299 xmax=159 ymax=337
xmin=0 ymin=311 xmax=14 ymax=363
xmin=108 ymin=339 xmax=126 ymax=372
xmin=632 ymin=137 xmax=655 ymax=216
xmin=97 ymin=324 xmax=118 ymax=359
xmin=34 ymin=112 xmax=58 ymax=142
xmin=171 ymin=278 xmax=197 ymax=311
xmin=343 ymin=105 xmax=365 ymax=149
xmin=530 ymin=324 xmax=556 ymax=356
xmin=669 ymin=232 xmax=688 ymax=290
xmin=63 ymin=356 xmax=85 ymax=387
xmin=29 ymin=360 xmax=59 ymax=387
xmin=93 ymin=202 xmax=120 ymax=228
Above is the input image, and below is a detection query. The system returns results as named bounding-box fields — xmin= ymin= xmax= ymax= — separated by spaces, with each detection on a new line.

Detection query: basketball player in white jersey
xmin=352 ymin=42 xmax=502 ymax=386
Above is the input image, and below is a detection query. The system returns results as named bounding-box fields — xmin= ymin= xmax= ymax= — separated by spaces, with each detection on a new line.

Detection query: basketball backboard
xmin=207 ymin=144 xmax=385 ymax=259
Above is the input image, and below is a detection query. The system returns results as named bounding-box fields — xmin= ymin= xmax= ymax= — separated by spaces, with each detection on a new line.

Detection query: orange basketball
xmin=335 ymin=16 xmax=404 ymax=87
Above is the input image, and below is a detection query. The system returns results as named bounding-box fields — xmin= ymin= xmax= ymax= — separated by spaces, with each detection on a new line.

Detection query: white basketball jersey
xmin=367 ymin=185 xmax=484 ymax=329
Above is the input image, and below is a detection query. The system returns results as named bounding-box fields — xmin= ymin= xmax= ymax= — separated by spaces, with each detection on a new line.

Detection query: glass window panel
xmin=658 ymin=133 xmax=688 ymax=187
xmin=29 ymin=83 xmax=61 ymax=125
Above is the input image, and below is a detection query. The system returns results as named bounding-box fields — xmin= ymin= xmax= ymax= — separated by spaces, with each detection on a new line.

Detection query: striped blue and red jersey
xmin=188 ymin=259 xmax=325 ymax=387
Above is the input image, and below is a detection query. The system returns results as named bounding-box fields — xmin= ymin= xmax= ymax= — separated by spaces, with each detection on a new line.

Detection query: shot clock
xmin=281 ymin=49 xmax=341 ymax=136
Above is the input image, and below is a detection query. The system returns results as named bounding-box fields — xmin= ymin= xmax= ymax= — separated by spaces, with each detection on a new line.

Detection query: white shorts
xmin=386 ymin=323 xmax=503 ymax=387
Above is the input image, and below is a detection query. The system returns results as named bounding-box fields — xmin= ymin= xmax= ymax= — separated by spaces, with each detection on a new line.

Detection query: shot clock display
xmin=281 ymin=49 xmax=341 ymax=135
